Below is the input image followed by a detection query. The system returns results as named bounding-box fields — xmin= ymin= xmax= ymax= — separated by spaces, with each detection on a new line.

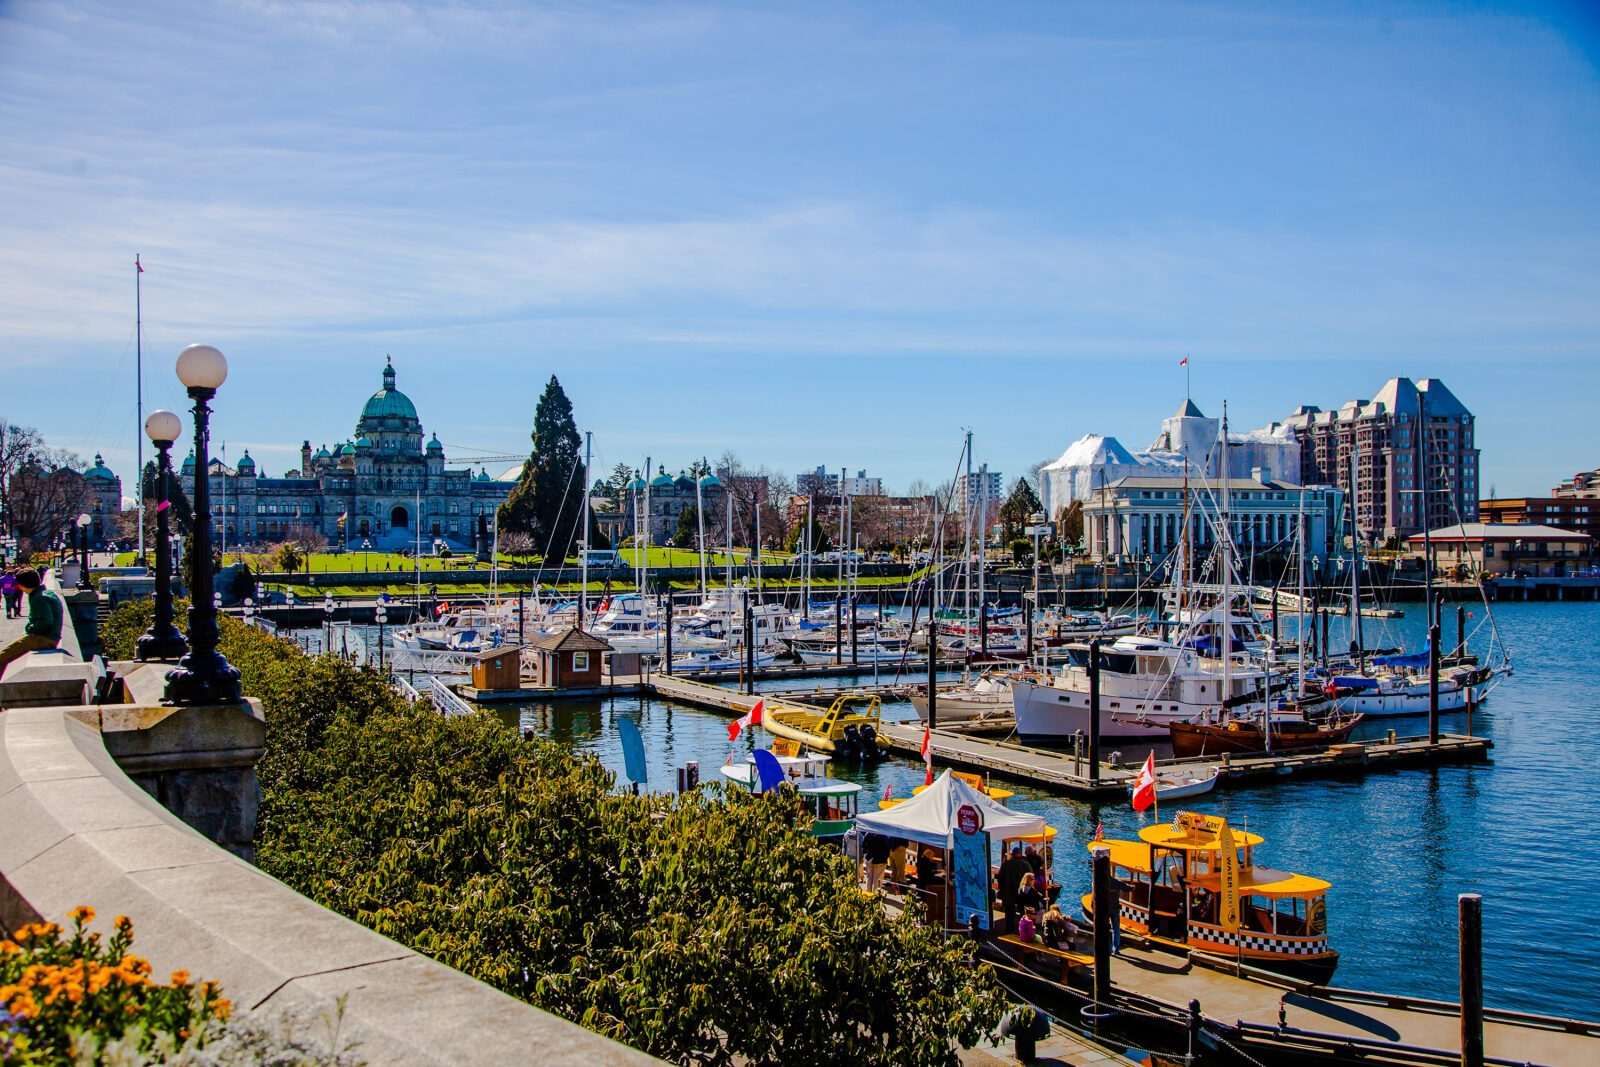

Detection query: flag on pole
xmin=920 ymin=725 xmax=934 ymax=786
xmin=1092 ymin=820 xmax=1104 ymax=841
xmin=337 ymin=511 xmax=347 ymax=527
xmin=136 ymin=255 xmax=144 ymax=274
xmin=1179 ymin=356 xmax=1188 ymax=366
xmin=883 ymin=783 xmax=893 ymax=802
xmin=728 ymin=698 xmax=765 ymax=741
xmin=1131 ymin=752 xmax=1157 ymax=812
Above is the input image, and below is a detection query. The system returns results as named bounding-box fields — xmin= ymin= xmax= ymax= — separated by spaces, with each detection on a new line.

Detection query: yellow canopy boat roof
xmin=1191 ymin=865 xmax=1330 ymax=899
xmin=999 ymin=826 xmax=1057 ymax=844
xmin=1086 ymin=837 xmax=1154 ymax=874
xmin=1138 ymin=820 xmax=1264 ymax=852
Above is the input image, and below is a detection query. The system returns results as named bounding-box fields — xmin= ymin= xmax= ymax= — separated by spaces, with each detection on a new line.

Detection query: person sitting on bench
xmin=0 ymin=569 xmax=62 ymax=677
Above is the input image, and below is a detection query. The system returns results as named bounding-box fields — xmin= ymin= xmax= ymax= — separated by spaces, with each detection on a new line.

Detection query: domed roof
xmin=314 ymin=444 xmax=332 ymax=460
xmin=649 ymin=465 xmax=673 ymax=488
xmin=697 ymin=472 xmax=721 ymax=488
xmin=360 ymin=358 xmax=418 ymax=423
xmin=626 ymin=472 xmax=647 ymax=491
xmin=85 ymin=453 xmax=116 ymax=481
xmin=181 ymin=452 xmax=195 ymax=473
xmin=476 ymin=467 xmax=491 ymax=482
xmin=236 ymin=450 xmax=256 ymax=471
xmin=339 ymin=441 xmax=357 ymax=456
xmin=354 ymin=436 xmax=373 ymax=450
xmin=426 ymin=433 xmax=443 ymax=453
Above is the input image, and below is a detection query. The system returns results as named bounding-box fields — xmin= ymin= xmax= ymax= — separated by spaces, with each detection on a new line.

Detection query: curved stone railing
xmin=0 ymin=703 xmax=658 ymax=1066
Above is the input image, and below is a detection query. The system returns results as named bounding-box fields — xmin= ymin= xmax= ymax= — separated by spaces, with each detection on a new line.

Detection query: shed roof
xmin=530 ymin=627 xmax=613 ymax=652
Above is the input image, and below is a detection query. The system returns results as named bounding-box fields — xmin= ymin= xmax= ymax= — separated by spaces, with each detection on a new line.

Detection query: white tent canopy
xmin=855 ymin=771 xmax=1045 ymax=849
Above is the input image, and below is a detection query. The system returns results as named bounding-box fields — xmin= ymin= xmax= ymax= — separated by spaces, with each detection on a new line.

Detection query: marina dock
xmin=644 ymin=675 xmax=1493 ymax=799
xmin=1089 ymin=942 xmax=1599 ymax=1066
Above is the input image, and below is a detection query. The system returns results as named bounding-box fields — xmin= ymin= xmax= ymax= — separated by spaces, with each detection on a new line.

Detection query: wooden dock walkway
xmin=1098 ymin=943 xmax=1599 ymax=1066
xmin=645 ymin=674 xmax=1493 ymax=800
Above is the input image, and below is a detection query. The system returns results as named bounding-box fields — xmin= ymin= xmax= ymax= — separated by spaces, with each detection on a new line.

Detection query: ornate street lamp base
xmin=135 ymin=627 xmax=189 ymax=662
xmin=164 ymin=651 xmax=243 ymax=705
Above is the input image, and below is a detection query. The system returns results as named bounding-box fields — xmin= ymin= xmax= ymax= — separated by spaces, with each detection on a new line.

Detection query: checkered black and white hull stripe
xmin=1117 ymin=900 xmax=1328 ymax=956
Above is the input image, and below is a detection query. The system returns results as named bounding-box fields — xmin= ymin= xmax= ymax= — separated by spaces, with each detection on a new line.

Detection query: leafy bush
xmin=0 ymin=907 xmax=229 ymax=1061
xmin=96 ymin=599 xmax=1008 ymax=1065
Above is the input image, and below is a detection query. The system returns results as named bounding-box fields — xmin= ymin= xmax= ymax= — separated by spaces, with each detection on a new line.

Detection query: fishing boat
xmin=1165 ymin=710 xmax=1364 ymax=758
xmin=670 ymin=645 xmax=781 ymax=672
xmin=1084 ymin=811 xmax=1339 ymax=984
xmin=720 ymin=751 xmax=861 ymax=843
xmin=762 ymin=692 xmax=888 ymax=760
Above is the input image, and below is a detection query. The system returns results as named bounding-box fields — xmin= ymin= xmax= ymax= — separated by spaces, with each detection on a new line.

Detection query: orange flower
xmin=67 ymin=905 xmax=95 ymax=924
xmin=114 ymin=915 xmax=132 ymax=932
xmin=169 ymin=969 xmax=191 ymax=987
xmin=0 ymin=939 xmax=19 ymax=955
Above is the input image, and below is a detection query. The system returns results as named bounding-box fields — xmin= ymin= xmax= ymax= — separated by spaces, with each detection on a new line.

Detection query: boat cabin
xmin=1085 ymin=811 xmax=1338 ymax=984
xmin=718 ymin=751 xmax=861 ymax=843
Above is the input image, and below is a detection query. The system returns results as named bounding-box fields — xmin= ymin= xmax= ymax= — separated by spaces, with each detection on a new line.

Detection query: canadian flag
xmin=921 ymin=725 xmax=934 ymax=786
xmin=728 ymin=698 xmax=765 ymax=741
xmin=883 ymin=783 xmax=893 ymax=801
xmin=1131 ymin=752 xmax=1158 ymax=813
xmin=1179 ymin=356 xmax=1188 ymax=367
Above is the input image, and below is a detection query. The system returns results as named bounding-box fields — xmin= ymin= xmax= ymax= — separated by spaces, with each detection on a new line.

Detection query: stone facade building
xmin=616 ymin=466 xmax=728 ymax=545
xmin=180 ymin=360 xmax=513 ymax=551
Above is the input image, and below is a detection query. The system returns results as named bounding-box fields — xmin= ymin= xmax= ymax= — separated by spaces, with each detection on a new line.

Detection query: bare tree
xmin=500 ymin=529 xmax=539 ymax=565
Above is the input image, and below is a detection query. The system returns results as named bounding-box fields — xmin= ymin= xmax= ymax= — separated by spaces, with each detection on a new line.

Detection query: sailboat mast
xmin=135 ymin=255 xmax=145 ymax=565
xmin=1418 ymin=391 xmax=1434 ymax=628
xmin=1349 ymin=438 xmax=1364 ymax=667
xmin=695 ymin=475 xmax=707 ymax=599
xmin=579 ymin=431 xmax=590 ymax=629
xmin=976 ymin=461 xmax=987 ymax=639
xmin=962 ymin=432 xmax=973 ymax=625
xmin=642 ymin=454 xmax=651 ymax=618
xmin=1296 ymin=487 xmax=1307 ymax=692
xmin=1219 ymin=404 xmax=1235 ymax=731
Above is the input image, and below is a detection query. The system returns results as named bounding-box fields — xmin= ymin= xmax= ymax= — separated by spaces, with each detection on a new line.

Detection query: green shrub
xmin=95 ymin=599 xmax=1008 ymax=1065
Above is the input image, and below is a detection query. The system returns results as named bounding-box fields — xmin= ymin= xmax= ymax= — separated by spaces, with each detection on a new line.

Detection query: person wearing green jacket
xmin=0 ymin=568 xmax=63 ymax=677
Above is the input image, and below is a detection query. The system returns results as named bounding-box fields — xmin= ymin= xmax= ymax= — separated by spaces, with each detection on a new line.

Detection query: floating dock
xmin=645 ymin=675 xmax=1492 ymax=799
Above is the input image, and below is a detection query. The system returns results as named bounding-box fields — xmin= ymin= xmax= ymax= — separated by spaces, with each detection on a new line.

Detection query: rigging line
xmin=530 ymin=445 xmax=583 ymax=592
xmin=77 ymin=326 xmax=138 ymax=461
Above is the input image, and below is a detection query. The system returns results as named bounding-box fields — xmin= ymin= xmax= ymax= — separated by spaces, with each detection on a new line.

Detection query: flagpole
xmin=135 ymin=255 xmax=145 ymax=565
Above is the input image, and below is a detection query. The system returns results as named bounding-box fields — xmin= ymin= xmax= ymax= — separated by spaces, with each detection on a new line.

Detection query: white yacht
xmin=1011 ymin=634 xmax=1281 ymax=741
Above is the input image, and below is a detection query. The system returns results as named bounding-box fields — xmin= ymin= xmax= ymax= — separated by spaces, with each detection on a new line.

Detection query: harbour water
xmin=486 ymin=600 xmax=1600 ymax=1022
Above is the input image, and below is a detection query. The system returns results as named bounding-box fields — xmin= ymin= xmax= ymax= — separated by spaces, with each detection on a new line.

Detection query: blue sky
xmin=2 ymin=0 xmax=1597 ymax=498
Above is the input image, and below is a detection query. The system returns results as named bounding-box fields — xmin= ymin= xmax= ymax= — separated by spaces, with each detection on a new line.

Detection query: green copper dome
xmin=426 ymin=433 xmax=444 ymax=453
xmin=360 ymin=358 xmax=418 ymax=422
xmin=84 ymin=453 xmax=116 ymax=481
xmin=235 ymin=450 xmax=256 ymax=471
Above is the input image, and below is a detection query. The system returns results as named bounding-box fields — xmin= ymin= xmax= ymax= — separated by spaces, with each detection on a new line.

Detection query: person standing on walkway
xmin=0 ymin=569 xmax=63 ymax=677
xmin=0 ymin=570 xmax=17 ymax=619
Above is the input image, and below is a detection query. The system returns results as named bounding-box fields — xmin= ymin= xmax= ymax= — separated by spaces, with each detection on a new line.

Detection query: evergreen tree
xmin=672 ymin=502 xmax=699 ymax=548
xmin=500 ymin=377 xmax=607 ymax=556
xmin=997 ymin=477 xmax=1042 ymax=543
xmin=140 ymin=460 xmax=193 ymax=535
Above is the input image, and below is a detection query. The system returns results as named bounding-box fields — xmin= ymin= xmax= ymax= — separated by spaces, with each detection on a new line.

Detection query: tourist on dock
xmin=0 ymin=570 xmax=18 ymax=619
xmin=862 ymin=832 xmax=892 ymax=891
xmin=1024 ymin=843 xmax=1044 ymax=878
xmin=1017 ymin=906 xmax=1038 ymax=944
xmin=998 ymin=845 xmax=1032 ymax=933
xmin=0 ymin=569 xmax=62 ymax=676
xmin=888 ymin=839 xmax=908 ymax=887
xmin=1039 ymin=904 xmax=1077 ymax=948
xmin=1016 ymin=872 xmax=1044 ymax=916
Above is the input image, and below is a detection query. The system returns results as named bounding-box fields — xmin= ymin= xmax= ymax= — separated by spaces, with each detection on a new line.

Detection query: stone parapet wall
xmin=0 ymin=704 xmax=659 ymax=1066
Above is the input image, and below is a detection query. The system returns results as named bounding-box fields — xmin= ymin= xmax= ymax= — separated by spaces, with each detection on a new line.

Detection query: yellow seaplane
xmin=1084 ymin=811 xmax=1338 ymax=984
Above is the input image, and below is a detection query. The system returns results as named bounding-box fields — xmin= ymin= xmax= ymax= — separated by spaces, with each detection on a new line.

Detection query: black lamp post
xmin=164 ymin=344 xmax=243 ymax=705
xmin=137 ymin=410 xmax=188 ymax=661
xmin=76 ymin=513 xmax=92 ymax=590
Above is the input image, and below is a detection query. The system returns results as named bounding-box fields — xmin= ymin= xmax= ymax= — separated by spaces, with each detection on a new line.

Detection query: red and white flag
xmin=1092 ymin=820 xmax=1104 ymax=840
xmin=1179 ymin=355 xmax=1188 ymax=367
xmin=728 ymin=698 xmax=765 ymax=741
xmin=135 ymin=255 xmax=144 ymax=274
xmin=920 ymin=725 xmax=934 ymax=786
xmin=1131 ymin=752 xmax=1158 ymax=813
xmin=883 ymin=783 xmax=893 ymax=801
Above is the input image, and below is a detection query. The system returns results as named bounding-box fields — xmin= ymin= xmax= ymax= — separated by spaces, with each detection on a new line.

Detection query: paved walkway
xmin=958 ymin=1029 xmax=1139 ymax=1066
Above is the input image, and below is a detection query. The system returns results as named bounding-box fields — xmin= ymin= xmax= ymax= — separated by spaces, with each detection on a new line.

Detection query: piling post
xmin=1456 ymin=604 xmax=1466 ymax=660
xmin=1088 ymin=637 xmax=1101 ymax=783
xmin=745 ymin=597 xmax=756 ymax=695
xmin=1460 ymin=894 xmax=1484 ymax=1067
xmin=1091 ymin=844 xmax=1114 ymax=1007
xmin=834 ymin=597 xmax=842 ymax=666
xmin=979 ymin=595 xmax=988 ymax=657
xmin=1319 ymin=606 xmax=1330 ymax=671
xmin=927 ymin=616 xmax=938 ymax=732
xmin=664 ymin=593 xmax=674 ymax=677
xmin=1428 ymin=619 xmax=1441 ymax=745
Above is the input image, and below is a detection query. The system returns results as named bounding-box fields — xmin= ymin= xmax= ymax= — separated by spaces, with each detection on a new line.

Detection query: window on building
xmin=572 ymin=651 xmax=590 ymax=672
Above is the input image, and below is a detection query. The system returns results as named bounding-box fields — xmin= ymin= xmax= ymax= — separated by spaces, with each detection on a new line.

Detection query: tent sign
xmin=956 ymin=803 xmax=982 ymax=835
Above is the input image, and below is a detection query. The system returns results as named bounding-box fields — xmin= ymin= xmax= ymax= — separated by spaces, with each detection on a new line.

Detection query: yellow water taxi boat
xmin=763 ymin=692 xmax=888 ymax=759
xmin=1083 ymin=811 xmax=1338 ymax=984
